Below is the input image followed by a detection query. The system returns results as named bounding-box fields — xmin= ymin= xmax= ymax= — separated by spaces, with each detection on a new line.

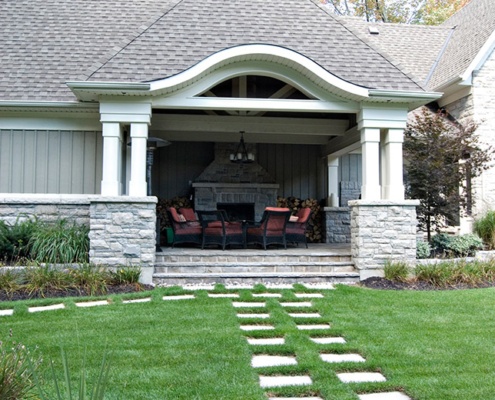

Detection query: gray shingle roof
xmin=429 ymin=0 xmax=495 ymax=89
xmin=337 ymin=17 xmax=452 ymax=87
xmin=0 ymin=0 xmax=429 ymax=102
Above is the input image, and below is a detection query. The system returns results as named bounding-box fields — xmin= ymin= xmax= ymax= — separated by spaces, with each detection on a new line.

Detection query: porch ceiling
xmin=150 ymin=113 xmax=351 ymax=145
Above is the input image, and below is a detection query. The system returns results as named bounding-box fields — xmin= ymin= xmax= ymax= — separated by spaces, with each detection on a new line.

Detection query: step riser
xmin=155 ymin=265 xmax=356 ymax=274
xmin=152 ymin=275 xmax=359 ymax=286
xmin=156 ymin=256 xmax=352 ymax=263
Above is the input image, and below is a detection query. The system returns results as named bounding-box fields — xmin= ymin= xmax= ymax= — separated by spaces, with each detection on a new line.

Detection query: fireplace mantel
xmin=193 ymin=182 xmax=280 ymax=221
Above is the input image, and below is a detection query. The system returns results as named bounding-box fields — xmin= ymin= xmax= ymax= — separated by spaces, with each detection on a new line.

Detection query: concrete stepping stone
xmin=29 ymin=303 xmax=65 ymax=313
xmin=75 ymin=300 xmax=108 ymax=308
xmin=259 ymin=375 xmax=312 ymax=388
xmin=310 ymin=337 xmax=346 ymax=344
xmin=358 ymin=392 xmax=411 ymax=400
xmin=0 ymin=309 xmax=14 ymax=316
xmin=247 ymin=338 xmax=285 ymax=345
xmin=237 ymin=313 xmax=270 ymax=319
xmin=320 ymin=353 xmax=365 ymax=363
xmin=294 ymin=293 xmax=324 ymax=298
xmin=337 ymin=372 xmax=386 ymax=383
xmin=280 ymin=302 xmax=312 ymax=307
xmin=232 ymin=302 xmax=266 ymax=308
xmin=162 ymin=294 xmax=195 ymax=300
xmin=252 ymin=293 xmax=282 ymax=298
xmin=208 ymin=293 xmax=239 ymax=298
xmin=251 ymin=355 xmax=297 ymax=368
xmin=288 ymin=312 xmax=321 ymax=318
xmin=296 ymin=324 xmax=330 ymax=330
xmin=269 ymin=398 xmax=323 ymax=400
xmin=302 ymin=283 xmax=335 ymax=289
xmin=122 ymin=297 xmax=151 ymax=304
xmin=240 ymin=325 xmax=275 ymax=331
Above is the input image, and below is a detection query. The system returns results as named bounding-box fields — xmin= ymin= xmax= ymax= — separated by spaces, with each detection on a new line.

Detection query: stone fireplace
xmin=193 ymin=143 xmax=279 ymax=221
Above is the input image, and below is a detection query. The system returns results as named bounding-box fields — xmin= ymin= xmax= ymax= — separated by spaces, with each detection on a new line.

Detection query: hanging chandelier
xmin=230 ymin=131 xmax=254 ymax=164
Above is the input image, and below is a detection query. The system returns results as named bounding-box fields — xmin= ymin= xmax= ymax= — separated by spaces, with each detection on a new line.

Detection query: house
xmin=1 ymin=0 xmax=492 ymax=281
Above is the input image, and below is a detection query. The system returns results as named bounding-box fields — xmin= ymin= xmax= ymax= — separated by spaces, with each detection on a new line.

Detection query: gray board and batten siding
xmin=0 ymin=130 xmax=103 ymax=194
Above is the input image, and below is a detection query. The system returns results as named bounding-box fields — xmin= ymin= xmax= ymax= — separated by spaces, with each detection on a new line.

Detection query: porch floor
xmin=153 ymin=243 xmax=359 ymax=286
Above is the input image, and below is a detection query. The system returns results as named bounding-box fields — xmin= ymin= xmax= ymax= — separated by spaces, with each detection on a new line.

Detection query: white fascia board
xmin=153 ymin=96 xmax=355 ymax=113
xmin=368 ymin=89 xmax=442 ymax=104
xmin=148 ymin=44 xmax=370 ymax=100
xmin=66 ymin=82 xmax=150 ymax=102
xmin=460 ymin=29 xmax=495 ymax=83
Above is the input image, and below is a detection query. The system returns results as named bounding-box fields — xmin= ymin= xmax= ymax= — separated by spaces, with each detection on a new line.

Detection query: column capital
xmin=360 ymin=127 xmax=380 ymax=143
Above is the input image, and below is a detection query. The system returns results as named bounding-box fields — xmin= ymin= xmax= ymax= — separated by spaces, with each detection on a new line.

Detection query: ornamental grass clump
xmin=69 ymin=264 xmax=109 ymax=296
xmin=474 ymin=210 xmax=495 ymax=249
xmin=109 ymin=267 xmax=141 ymax=286
xmin=0 ymin=329 xmax=43 ymax=400
xmin=0 ymin=217 xmax=41 ymax=263
xmin=29 ymin=220 xmax=89 ymax=264
xmin=384 ymin=260 xmax=411 ymax=282
xmin=24 ymin=265 xmax=73 ymax=297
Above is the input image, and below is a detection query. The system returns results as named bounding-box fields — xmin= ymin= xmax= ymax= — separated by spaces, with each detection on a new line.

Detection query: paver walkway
xmin=1 ymin=283 xmax=412 ymax=399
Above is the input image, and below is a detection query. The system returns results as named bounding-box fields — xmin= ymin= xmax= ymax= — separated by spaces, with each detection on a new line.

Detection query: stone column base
xmin=349 ymin=200 xmax=419 ymax=280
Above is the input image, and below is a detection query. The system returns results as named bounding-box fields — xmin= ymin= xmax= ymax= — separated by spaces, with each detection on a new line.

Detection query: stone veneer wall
xmin=324 ymin=207 xmax=351 ymax=243
xmin=0 ymin=195 xmax=157 ymax=283
xmin=349 ymin=200 xmax=419 ymax=280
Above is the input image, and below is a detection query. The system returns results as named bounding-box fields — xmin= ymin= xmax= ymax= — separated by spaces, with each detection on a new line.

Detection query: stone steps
xmin=153 ymin=244 xmax=358 ymax=285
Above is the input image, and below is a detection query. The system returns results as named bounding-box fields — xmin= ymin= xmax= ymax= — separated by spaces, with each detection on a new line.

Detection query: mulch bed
xmin=0 ymin=284 xmax=154 ymax=302
xmin=360 ymin=276 xmax=495 ymax=291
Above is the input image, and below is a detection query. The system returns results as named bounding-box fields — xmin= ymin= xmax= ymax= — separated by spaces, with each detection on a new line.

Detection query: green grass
xmin=1 ymin=285 xmax=494 ymax=399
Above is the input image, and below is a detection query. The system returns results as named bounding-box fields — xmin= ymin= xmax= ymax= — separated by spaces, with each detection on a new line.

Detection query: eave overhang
xmin=65 ymin=44 xmax=441 ymax=111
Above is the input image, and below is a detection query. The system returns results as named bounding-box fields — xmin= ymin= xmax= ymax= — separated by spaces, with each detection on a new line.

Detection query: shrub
xmin=0 ymin=329 xmax=43 ymax=400
xmin=0 ymin=217 xmax=41 ymax=262
xmin=431 ymin=233 xmax=483 ymax=258
xmin=416 ymin=240 xmax=431 ymax=259
xmin=474 ymin=210 xmax=495 ymax=249
xmin=0 ymin=269 xmax=24 ymax=296
xmin=384 ymin=260 xmax=411 ymax=282
xmin=30 ymin=220 xmax=89 ymax=264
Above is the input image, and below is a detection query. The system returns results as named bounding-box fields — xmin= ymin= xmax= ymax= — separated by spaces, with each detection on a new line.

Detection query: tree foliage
xmin=320 ymin=0 xmax=471 ymax=25
xmin=404 ymin=108 xmax=492 ymax=240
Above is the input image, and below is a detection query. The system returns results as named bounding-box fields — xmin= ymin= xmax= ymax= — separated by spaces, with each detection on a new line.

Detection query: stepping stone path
xmin=235 ymin=285 xmax=411 ymax=399
xmin=3 ymin=284 xmax=411 ymax=399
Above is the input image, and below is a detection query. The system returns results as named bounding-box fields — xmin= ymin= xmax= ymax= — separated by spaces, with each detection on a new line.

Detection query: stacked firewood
xmin=277 ymin=196 xmax=323 ymax=243
xmin=156 ymin=196 xmax=193 ymax=228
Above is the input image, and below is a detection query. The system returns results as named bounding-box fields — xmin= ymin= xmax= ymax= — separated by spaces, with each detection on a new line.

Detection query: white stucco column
xmin=360 ymin=128 xmax=381 ymax=200
xmin=128 ymin=122 xmax=149 ymax=197
xmin=327 ymin=156 xmax=340 ymax=207
xmin=101 ymin=122 xmax=123 ymax=196
xmin=382 ymin=128 xmax=405 ymax=200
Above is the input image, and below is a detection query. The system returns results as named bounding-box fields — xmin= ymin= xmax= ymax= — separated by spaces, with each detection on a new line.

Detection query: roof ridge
xmin=335 ymin=16 xmax=427 ymax=90
xmin=83 ymin=0 xmax=185 ymax=81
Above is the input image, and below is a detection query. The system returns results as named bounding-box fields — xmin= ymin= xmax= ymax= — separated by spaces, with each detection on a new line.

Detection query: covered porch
xmin=67 ymin=45 xmax=441 ymax=281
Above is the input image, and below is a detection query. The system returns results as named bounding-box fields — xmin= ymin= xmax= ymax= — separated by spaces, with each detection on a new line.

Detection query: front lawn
xmin=1 ymin=284 xmax=494 ymax=399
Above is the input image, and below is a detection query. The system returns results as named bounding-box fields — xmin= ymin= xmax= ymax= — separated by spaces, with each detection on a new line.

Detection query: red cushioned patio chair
xmin=286 ymin=207 xmax=311 ymax=248
xmin=166 ymin=207 xmax=202 ymax=247
xmin=246 ymin=209 xmax=291 ymax=250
